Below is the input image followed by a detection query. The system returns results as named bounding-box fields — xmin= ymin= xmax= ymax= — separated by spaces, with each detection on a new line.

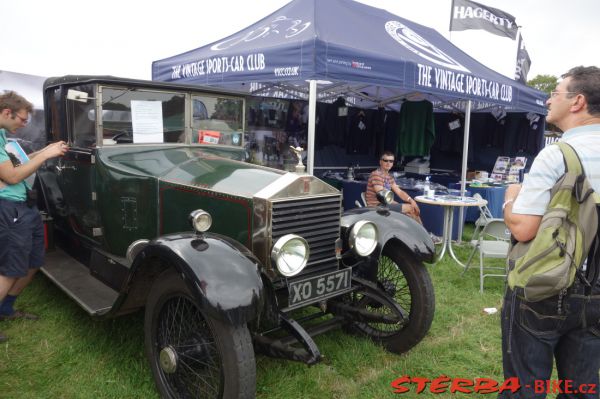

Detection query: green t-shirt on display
xmin=0 ymin=128 xmax=28 ymax=201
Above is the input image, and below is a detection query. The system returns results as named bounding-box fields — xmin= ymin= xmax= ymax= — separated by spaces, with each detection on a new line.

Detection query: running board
xmin=42 ymin=248 xmax=119 ymax=316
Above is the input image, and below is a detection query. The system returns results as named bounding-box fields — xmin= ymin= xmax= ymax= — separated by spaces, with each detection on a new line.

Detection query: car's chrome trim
xmin=254 ymin=173 xmax=339 ymax=201
xmin=126 ymin=239 xmax=150 ymax=265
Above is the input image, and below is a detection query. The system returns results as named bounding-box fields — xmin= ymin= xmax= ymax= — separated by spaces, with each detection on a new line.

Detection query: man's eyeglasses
xmin=550 ymin=91 xmax=578 ymax=98
xmin=380 ymin=159 xmax=395 ymax=163
xmin=12 ymin=112 xmax=29 ymax=124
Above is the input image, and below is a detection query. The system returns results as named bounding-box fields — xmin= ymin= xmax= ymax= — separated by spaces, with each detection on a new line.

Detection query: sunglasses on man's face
xmin=381 ymin=159 xmax=394 ymax=163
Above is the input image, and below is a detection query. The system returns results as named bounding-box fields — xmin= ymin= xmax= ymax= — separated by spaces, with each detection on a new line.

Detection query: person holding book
xmin=0 ymin=91 xmax=68 ymax=342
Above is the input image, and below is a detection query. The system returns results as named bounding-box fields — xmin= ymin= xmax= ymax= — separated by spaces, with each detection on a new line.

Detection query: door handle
xmin=55 ymin=160 xmax=77 ymax=175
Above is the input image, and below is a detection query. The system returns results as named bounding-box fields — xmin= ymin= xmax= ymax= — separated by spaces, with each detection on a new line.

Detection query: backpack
xmin=507 ymin=142 xmax=600 ymax=302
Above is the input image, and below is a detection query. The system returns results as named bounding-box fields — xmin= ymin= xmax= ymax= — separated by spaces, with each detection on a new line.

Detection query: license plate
xmin=288 ymin=268 xmax=351 ymax=306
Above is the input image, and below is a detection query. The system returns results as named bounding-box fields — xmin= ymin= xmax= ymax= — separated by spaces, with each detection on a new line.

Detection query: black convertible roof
xmin=43 ymin=75 xmax=248 ymax=97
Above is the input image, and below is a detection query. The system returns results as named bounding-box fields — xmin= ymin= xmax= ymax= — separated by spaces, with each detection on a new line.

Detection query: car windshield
xmin=94 ymin=87 xmax=244 ymax=147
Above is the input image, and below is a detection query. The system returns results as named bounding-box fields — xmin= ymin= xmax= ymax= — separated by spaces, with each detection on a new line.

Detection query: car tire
xmin=348 ymin=243 xmax=435 ymax=354
xmin=144 ymin=271 xmax=256 ymax=399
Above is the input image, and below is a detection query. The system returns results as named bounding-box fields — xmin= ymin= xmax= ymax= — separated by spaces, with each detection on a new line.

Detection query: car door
xmin=55 ymin=147 xmax=102 ymax=245
xmin=53 ymin=87 xmax=103 ymax=247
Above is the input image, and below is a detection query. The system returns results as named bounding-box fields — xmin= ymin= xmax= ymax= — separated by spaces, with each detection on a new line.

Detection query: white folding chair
xmin=463 ymin=193 xmax=498 ymax=272
xmin=472 ymin=193 xmax=494 ymax=240
xmin=476 ymin=219 xmax=511 ymax=293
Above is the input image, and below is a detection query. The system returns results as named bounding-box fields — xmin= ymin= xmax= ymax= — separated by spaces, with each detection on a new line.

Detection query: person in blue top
xmin=0 ymin=91 xmax=68 ymax=343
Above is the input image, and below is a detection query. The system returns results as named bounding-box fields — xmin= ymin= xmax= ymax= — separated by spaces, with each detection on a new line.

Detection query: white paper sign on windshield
xmin=131 ymin=101 xmax=164 ymax=143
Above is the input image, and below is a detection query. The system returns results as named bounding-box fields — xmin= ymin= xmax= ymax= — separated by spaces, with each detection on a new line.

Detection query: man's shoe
xmin=0 ymin=331 xmax=7 ymax=343
xmin=0 ymin=310 xmax=40 ymax=321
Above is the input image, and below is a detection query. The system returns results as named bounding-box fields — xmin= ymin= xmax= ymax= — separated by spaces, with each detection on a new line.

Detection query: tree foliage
xmin=527 ymin=74 xmax=558 ymax=95
xmin=528 ymin=74 xmax=561 ymax=132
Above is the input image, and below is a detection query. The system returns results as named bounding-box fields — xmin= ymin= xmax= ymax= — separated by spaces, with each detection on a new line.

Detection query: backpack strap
xmin=556 ymin=142 xmax=583 ymax=175
xmin=582 ymin=209 xmax=600 ymax=296
xmin=555 ymin=142 xmax=600 ymax=295
xmin=556 ymin=142 xmax=600 ymax=204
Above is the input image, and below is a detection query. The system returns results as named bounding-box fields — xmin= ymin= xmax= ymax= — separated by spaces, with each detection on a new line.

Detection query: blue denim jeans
xmin=500 ymin=280 xmax=600 ymax=398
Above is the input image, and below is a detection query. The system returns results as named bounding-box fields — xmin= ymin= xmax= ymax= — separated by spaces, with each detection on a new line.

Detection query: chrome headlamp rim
xmin=189 ymin=209 xmax=212 ymax=233
xmin=349 ymin=220 xmax=379 ymax=257
xmin=271 ymin=234 xmax=310 ymax=277
xmin=376 ymin=189 xmax=394 ymax=205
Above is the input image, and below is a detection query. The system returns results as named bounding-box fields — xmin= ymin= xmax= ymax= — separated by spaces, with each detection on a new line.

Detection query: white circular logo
xmin=385 ymin=21 xmax=470 ymax=73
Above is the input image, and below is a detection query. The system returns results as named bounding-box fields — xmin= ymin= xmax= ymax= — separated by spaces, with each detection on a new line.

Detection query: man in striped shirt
xmin=365 ymin=150 xmax=421 ymax=223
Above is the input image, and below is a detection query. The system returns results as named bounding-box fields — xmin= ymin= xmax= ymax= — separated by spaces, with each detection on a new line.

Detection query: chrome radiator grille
xmin=270 ymin=195 xmax=341 ymax=275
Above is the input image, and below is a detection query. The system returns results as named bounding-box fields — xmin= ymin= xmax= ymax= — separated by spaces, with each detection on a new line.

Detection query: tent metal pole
xmin=457 ymin=99 xmax=472 ymax=243
xmin=307 ymin=79 xmax=317 ymax=175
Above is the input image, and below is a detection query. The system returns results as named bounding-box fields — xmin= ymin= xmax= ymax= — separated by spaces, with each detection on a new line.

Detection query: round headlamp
xmin=189 ymin=210 xmax=212 ymax=233
xmin=271 ymin=234 xmax=309 ymax=277
xmin=376 ymin=189 xmax=394 ymax=205
xmin=349 ymin=220 xmax=378 ymax=256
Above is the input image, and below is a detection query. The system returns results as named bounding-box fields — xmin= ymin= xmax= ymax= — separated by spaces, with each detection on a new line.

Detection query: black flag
xmin=514 ymin=34 xmax=531 ymax=84
xmin=450 ymin=0 xmax=518 ymax=40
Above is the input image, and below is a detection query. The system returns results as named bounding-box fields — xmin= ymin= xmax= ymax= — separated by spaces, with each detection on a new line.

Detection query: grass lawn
xmin=0 ymin=224 xmax=511 ymax=399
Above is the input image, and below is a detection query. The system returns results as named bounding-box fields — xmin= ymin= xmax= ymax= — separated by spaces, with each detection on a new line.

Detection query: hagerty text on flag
xmin=450 ymin=0 xmax=518 ymax=40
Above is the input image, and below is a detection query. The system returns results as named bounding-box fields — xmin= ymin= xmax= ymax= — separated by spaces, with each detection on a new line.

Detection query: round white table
xmin=415 ymin=195 xmax=487 ymax=267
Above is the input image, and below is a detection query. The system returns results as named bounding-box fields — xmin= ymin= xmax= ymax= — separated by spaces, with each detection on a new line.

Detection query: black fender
xmin=341 ymin=207 xmax=435 ymax=263
xmin=129 ymin=231 xmax=264 ymax=326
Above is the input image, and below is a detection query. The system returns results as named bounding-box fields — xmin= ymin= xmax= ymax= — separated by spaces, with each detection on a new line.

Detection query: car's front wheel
xmin=144 ymin=271 xmax=256 ymax=399
xmin=348 ymin=243 xmax=435 ymax=353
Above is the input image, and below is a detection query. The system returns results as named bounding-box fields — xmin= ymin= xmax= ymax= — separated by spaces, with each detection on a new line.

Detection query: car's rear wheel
xmin=144 ymin=271 xmax=255 ymax=399
xmin=349 ymin=243 xmax=435 ymax=353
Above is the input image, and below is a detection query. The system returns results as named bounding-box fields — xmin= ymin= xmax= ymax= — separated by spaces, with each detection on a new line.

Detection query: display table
xmin=415 ymin=195 xmax=487 ymax=267
xmin=331 ymin=178 xmax=467 ymax=238
xmin=450 ymin=183 xmax=506 ymax=222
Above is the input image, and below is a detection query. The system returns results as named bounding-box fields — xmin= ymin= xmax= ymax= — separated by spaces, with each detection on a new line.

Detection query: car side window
xmin=47 ymin=88 xmax=64 ymax=143
xmin=67 ymin=85 xmax=96 ymax=148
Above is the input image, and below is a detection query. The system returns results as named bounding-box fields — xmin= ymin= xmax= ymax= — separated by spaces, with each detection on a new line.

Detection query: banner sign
xmin=514 ymin=34 xmax=532 ymax=84
xmin=449 ymin=0 xmax=518 ymax=40
xmin=416 ymin=63 xmax=514 ymax=104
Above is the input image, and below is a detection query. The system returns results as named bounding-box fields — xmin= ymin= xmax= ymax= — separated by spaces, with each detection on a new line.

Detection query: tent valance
xmin=152 ymin=0 xmax=546 ymax=114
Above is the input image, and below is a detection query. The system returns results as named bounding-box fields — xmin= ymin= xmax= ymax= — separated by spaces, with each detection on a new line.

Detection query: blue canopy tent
xmin=152 ymin=0 xmax=547 ymax=187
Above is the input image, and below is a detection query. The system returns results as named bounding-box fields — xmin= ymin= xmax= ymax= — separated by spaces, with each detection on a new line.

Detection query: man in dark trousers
xmin=0 ymin=91 xmax=68 ymax=342
xmin=502 ymin=66 xmax=600 ymax=398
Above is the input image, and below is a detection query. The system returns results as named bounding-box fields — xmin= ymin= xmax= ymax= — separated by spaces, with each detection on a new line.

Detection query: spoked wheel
xmin=144 ymin=272 xmax=255 ymax=399
xmin=349 ymin=244 xmax=435 ymax=353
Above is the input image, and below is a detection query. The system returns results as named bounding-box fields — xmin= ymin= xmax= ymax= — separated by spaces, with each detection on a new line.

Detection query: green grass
xmin=1 ymin=224 xmax=510 ymax=399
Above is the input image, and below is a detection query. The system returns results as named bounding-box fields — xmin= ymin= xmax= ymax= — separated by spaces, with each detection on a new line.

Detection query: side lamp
xmin=376 ymin=189 xmax=394 ymax=206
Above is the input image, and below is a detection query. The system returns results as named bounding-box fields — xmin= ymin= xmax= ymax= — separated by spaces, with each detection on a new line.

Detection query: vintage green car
xmin=36 ymin=75 xmax=435 ymax=398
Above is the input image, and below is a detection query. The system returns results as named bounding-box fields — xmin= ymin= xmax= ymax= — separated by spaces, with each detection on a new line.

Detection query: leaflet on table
xmin=425 ymin=195 xmax=478 ymax=203
xmin=5 ymin=139 xmax=30 ymax=166
xmin=438 ymin=195 xmax=479 ymax=203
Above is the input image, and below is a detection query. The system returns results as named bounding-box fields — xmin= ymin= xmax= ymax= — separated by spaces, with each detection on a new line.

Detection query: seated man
xmin=365 ymin=151 xmax=422 ymax=223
